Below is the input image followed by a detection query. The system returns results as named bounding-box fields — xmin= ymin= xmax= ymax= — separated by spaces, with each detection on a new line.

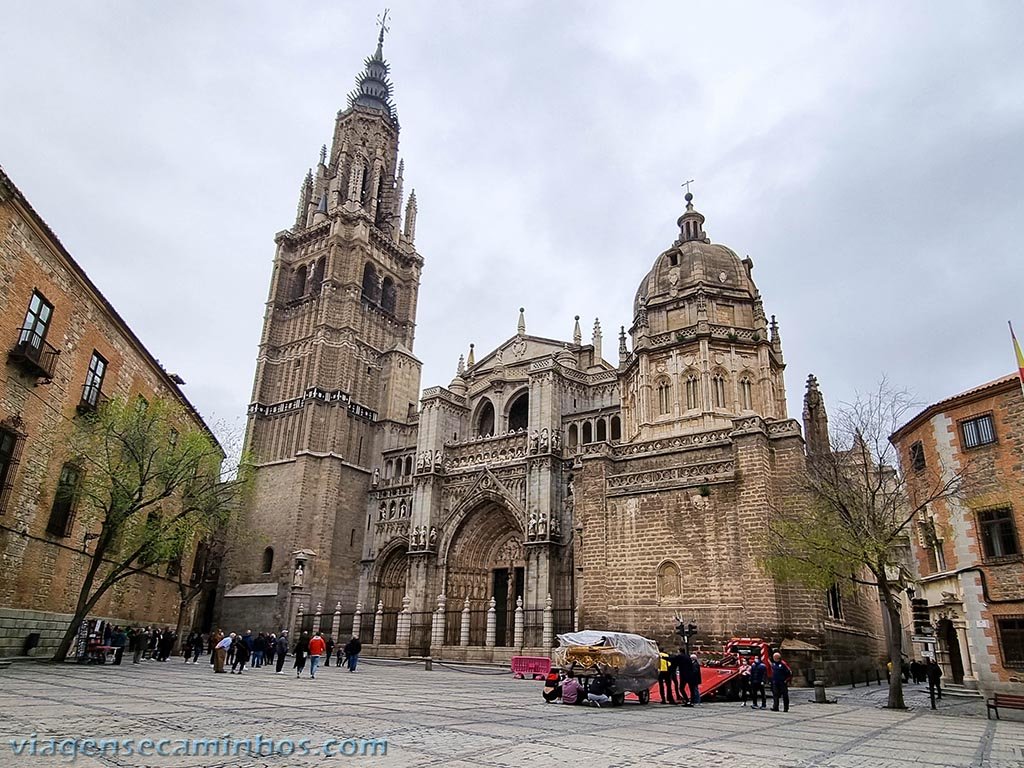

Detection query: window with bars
xmin=711 ymin=374 xmax=727 ymax=408
xmin=47 ymin=463 xmax=82 ymax=537
xmin=961 ymin=414 xmax=996 ymax=449
xmin=656 ymin=379 xmax=671 ymax=416
xmin=997 ymin=617 xmax=1024 ymax=669
xmin=739 ymin=378 xmax=753 ymax=411
xmin=0 ymin=427 xmax=23 ymax=514
xmin=910 ymin=441 xmax=926 ymax=472
xmin=685 ymin=376 xmax=701 ymax=410
xmin=826 ymin=584 xmax=844 ymax=621
xmin=977 ymin=507 xmax=1020 ymax=560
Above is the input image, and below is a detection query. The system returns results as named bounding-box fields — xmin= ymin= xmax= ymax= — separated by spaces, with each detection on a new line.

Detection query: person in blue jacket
xmin=749 ymin=656 xmax=768 ymax=709
xmin=770 ymin=652 xmax=793 ymax=712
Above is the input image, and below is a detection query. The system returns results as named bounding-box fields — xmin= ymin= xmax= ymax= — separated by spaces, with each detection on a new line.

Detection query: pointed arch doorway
xmin=444 ymin=500 xmax=525 ymax=646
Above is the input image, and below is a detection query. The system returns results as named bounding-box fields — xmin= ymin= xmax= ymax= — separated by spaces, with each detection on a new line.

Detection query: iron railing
xmin=9 ymin=327 xmax=59 ymax=380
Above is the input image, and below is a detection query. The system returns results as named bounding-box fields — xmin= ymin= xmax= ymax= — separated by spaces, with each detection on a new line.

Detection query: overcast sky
xmin=2 ymin=2 xmax=1022 ymax=439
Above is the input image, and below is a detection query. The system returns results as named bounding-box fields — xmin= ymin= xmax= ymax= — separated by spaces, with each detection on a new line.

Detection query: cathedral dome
xmin=633 ymin=194 xmax=755 ymax=315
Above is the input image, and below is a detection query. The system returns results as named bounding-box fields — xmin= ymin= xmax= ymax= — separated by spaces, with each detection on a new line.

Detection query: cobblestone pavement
xmin=0 ymin=658 xmax=1021 ymax=767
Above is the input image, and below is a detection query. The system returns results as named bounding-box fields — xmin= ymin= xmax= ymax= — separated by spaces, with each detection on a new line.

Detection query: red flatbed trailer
xmin=637 ymin=637 xmax=774 ymax=703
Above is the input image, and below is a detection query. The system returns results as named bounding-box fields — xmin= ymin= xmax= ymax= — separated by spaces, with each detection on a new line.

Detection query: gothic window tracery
xmin=685 ymin=374 xmax=701 ymax=410
xmin=381 ymin=276 xmax=397 ymax=314
xmin=656 ymin=378 xmax=671 ymax=416
xmin=712 ymin=372 xmax=727 ymax=409
xmin=361 ymin=263 xmax=380 ymax=304
xmin=740 ymin=376 xmax=754 ymax=411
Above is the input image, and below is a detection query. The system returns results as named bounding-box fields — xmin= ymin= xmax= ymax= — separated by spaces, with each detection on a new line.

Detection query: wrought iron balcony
xmin=77 ymin=382 xmax=108 ymax=414
xmin=8 ymin=327 xmax=59 ymax=380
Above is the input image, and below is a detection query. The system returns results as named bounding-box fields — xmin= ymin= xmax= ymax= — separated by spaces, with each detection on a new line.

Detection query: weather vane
xmin=377 ymin=9 xmax=391 ymax=44
xmin=682 ymin=179 xmax=695 ymax=196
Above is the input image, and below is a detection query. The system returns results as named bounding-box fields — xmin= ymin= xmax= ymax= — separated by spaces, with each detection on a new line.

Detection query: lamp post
xmin=675 ymin=620 xmax=698 ymax=655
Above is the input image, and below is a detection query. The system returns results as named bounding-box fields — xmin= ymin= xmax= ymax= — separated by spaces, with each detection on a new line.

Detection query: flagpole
xmin=1010 ymin=321 xmax=1024 ymax=396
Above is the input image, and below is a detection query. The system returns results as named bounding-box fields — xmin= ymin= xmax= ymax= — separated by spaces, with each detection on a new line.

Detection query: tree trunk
xmin=877 ymin=575 xmax=906 ymax=709
xmin=172 ymin=584 xmax=200 ymax=655
xmin=51 ymin=541 xmax=109 ymax=662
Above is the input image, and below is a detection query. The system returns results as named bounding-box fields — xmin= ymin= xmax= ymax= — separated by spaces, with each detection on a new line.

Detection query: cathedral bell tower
xmin=220 ymin=17 xmax=425 ymax=633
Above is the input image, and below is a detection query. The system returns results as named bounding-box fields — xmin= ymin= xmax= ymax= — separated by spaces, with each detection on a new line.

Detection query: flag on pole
xmin=1011 ymin=321 xmax=1024 ymax=393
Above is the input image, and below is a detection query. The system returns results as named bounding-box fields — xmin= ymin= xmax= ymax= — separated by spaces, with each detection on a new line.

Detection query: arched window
xmin=596 ymin=418 xmax=607 ymax=442
xmin=508 ymin=391 xmax=529 ymax=431
xmin=311 ymin=257 xmax=326 ymax=290
xmin=261 ymin=547 xmax=274 ymax=574
xmin=610 ymin=415 xmax=621 ymax=441
xmin=404 ymin=456 xmax=412 ymax=476
xmin=656 ymin=378 xmax=671 ymax=416
xmin=381 ymin=276 xmax=397 ymax=314
xmin=568 ymin=423 xmax=579 ymax=448
xmin=740 ymin=377 xmax=753 ymax=411
xmin=657 ymin=560 xmax=681 ymax=599
xmin=685 ymin=375 xmax=701 ymax=410
xmin=395 ymin=458 xmax=403 ymax=477
xmin=582 ymin=421 xmax=593 ymax=444
xmin=292 ymin=265 xmax=307 ymax=300
xmin=359 ymin=161 xmax=371 ymax=203
xmin=476 ymin=400 xmax=495 ymax=437
xmin=361 ymin=262 xmax=379 ymax=304
xmin=385 ymin=459 xmax=394 ymax=479
xmin=712 ymin=373 xmax=727 ymax=409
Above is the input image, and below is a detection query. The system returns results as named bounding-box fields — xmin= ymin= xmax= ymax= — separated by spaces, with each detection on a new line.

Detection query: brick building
xmin=0 ymin=166 xmax=219 ymax=657
xmin=220 ymin=26 xmax=888 ymax=681
xmin=892 ymin=374 xmax=1024 ymax=693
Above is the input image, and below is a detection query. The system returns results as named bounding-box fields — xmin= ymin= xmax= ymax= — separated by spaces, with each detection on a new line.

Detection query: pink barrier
xmin=511 ymin=656 xmax=551 ymax=679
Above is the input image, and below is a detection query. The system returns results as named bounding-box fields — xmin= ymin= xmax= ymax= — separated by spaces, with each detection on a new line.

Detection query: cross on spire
xmin=376 ymin=8 xmax=391 ymax=46
xmin=681 ymin=179 xmax=695 ymax=195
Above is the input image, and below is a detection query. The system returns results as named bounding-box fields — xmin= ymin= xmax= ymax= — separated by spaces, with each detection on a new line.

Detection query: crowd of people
xmin=543 ymin=650 xmax=795 ymax=711
xmin=206 ymin=629 xmax=364 ymax=678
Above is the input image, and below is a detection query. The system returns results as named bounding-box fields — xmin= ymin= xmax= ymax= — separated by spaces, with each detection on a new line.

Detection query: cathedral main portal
xmin=443 ymin=501 xmax=525 ymax=647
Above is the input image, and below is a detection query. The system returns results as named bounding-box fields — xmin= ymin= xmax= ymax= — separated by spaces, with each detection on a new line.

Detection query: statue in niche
xmin=379 ymin=503 xmax=387 ymax=521
xmin=530 ymin=430 xmax=540 ymax=453
xmin=551 ymin=429 xmax=561 ymax=450
xmin=428 ymin=526 xmax=437 ymax=548
xmin=292 ymin=563 xmax=305 ymax=588
xmin=540 ymin=428 xmax=549 ymax=452
xmin=537 ymin=513 xmax=548 ymax=539
xmin=372 ymin=467 xmax=380 ymax=487
xmin=551 ymin=515 xmax=561 ymax=537
xmin=527 ymin=513 xmax=538 ymax=540
xmin=399 ymin=500 xmax=407 ymax=517
xmin=433 ymin=451 xmax=443 ymax=471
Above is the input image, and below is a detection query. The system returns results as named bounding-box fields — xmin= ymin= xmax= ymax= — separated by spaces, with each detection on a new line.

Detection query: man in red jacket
xmin=307 ymin=632 xmax=326 ymax=679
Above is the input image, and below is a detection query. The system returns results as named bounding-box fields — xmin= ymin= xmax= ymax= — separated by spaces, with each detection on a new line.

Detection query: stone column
xmin=542 ymin=593 xmax=554 ymax=649
xmin=431 ymin=594 xmax=447 ymax=653
xmin=290 ymin=603 xmax=304 ymax=639
xmin=373 ymin=600 xmax=384 ymax=645
xmin=331 ymin=602 xmax=342 ymax=640
xmin=352 ymin=602 xmax=363 ymax=641
xmin=460 ymin=597 xmax=471 ymax=647
xmin=314 ymin=602 xmax=323 ymax=633
xmin=573 ymin=603 xmax=580 ymax=632
xmin=513 ymin=596 xmax=524 ymax=648
xmin=485 ymin=597 xmax=496 ymax=648
xmin=955 ymin=621 xmax=977 ymax=686
xmin=396 ymin=595 xmax=411 ymax=649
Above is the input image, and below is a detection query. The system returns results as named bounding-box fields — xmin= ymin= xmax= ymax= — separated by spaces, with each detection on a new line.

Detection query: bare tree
xmin=763 ymin=380 xmax=965 ymax=709
xmin=51 ymin=397 xmax=250 ymax=662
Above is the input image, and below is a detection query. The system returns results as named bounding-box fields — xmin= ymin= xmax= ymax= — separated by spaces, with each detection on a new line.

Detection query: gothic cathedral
xmin=220 ymin=26 xmax=886 ymax=681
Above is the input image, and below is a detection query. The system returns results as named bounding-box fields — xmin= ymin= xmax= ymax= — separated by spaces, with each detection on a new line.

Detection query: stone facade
xmin=892 ymin=374 xmax=1024 ymax=693
xmin=0 ymin=167 xmax=218 ymax=656
xmin=220 ymin=30 xmax=888 ymax=681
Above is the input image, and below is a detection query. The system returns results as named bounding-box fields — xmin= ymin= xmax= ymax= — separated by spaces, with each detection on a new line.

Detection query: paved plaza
xmin=0 ymin=658 xmax=1022 ymax=768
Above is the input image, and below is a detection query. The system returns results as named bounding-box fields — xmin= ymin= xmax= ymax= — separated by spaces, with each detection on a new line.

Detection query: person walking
xmin=266 ymin=634 xmax=277 ymax=669
xmin=749 ymin=655 xmax=768 ymax=709
xmin=657 ymin=651 xmax=676 ymax=704
xmin=110 ymin=626 xmax=127 ymax=665
xmin=343 ymin=636 xmax=362 ymax=672
xmin=191 ymin=633 xmax=202 ymax=664
xmin=307 ymin=632 xmax=326 ymax=679
xmin=131 ymin=627 xmax=146 ymax=665
xmin=252 ymin=633 xmax=266 ymax=668
xmin=926 ymin=658 xmax=943 ymax=700
xmin=325 ymin=635 xmax=335 ymax=667
xmin=275 ymin=631 xmax=289 ymax=674
xmin=213 ymin=632 xmax=232 ymax=673
xmin=688 ymin=654 xmax=703 ymax=706
xmin=668 ymin=649 xmax=688 ymax=705
xmin=909 ymin=659 xmax=921 ymax=684
xmin=770 ymin=652 xmax=792 ymax=712
xmin=294 ymin=631 xmax=310 ymax=678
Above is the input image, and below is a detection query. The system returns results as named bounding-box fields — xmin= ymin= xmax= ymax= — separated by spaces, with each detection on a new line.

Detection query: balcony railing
xmin=77 ymin=382 xmax=108 ymax=414
xmin=8 ymin=328 xmax=59 ymax=380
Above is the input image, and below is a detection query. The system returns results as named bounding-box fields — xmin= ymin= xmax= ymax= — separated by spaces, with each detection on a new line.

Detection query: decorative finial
xmin=457 ymin=354 xmax=465 ymax=375
xmin=467 ymin=343 xmax=475 ymax=367
xmin=618 ymin=325 xmax=628 ymax=357
xmin=320 ymin=144 xmax=327 ymax=166
xmin=573 ymin=316 xmax=582 ymax=345
xmin=517 ymin=308 xmax=526 ymax=336
xmin=376 ymin=8 xmax=390 ymax=48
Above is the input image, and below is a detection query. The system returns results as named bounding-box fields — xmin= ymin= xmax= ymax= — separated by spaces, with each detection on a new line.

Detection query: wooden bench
xmin=511 ymin=656 xmax=551 ymax=679
xmin=986 ymin=693 xmax=1024 ymax=720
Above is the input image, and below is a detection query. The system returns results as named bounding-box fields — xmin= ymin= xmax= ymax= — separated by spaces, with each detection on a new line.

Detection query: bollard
xmin=424 ymin=656 xmax=432 ymax=672
xmin=929 ymin=684 xmax=936 ymax=710
xmin=851 ymin=670 xmax=856 ymax=689
xmin=876 ymin=669 xmax=881 ymax=686
xmin=814 ymin=681 xmax=826 ymax=704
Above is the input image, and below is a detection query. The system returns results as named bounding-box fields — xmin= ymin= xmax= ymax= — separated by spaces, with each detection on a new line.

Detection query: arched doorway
xmin=444 ymin=501 xmax=524 ymax=646
xmin=938 ymin=619 xmax=964 ymax=684
xmin=475 ymin=399 xmax=495 ymax=437
xmin=375 ymin=546 xmax=408 ymax=644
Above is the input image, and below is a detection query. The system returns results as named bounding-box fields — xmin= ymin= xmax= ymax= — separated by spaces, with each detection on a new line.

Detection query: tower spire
xmin=347 ymin=11 xmax=396 ymax=121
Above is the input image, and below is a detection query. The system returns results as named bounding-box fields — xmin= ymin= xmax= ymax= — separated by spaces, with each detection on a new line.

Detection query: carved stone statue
xmin=540 ymin=428 xmax=549 ymax=452
xmin=372 ymin=467 xmax=380 ymax=486
xmin=433 ymin=450 xmax=443 ymax=471
xmin=527 ymin=513 xmax=538 ymax=540
xmin=551 ymin=429 xmax=561 ymax=450
xmin=428 ymin=526 xmax=437 ymax=548
xmin=551 ymin=515 xmax=561 ymax=537
xmin=379 ymin=503 xmax=387 ymax=521
xmin=538 ymin=512 xmax=548 ymax=539
xmin=292 ymin=563 xmax=305 ymax=588
xmin=530 ymin=430 xmax=540 ymax=453
xmin=399 ymin=500 xmax=407 ymax=517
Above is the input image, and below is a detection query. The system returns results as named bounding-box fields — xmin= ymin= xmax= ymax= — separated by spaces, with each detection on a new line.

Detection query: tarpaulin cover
xmin=553 ymin=631 xmax=660 ymax=694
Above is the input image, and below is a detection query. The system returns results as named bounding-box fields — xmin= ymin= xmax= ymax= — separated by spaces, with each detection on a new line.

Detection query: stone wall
xmin=0 ymin=607 xmax=164 ymax=658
